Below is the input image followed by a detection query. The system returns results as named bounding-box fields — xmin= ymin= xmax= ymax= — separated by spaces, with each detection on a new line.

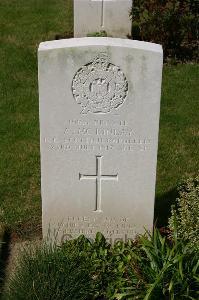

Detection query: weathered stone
xmin=74 ymin=0 xmax=132 ymax=38
xmin=38 ymin=38 xmax=163 ymax=243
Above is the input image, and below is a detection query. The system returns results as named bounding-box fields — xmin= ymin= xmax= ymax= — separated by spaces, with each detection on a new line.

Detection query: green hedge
xmin=130 ymin=0 xmax=198 ymax=62
xmin=169 ymin=175 xmax=199 ymax=250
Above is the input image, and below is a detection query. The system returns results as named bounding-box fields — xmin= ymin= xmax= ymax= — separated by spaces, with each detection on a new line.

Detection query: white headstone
xmin=74 ymin=0 xmax=132 ymax=38
xmin=38 ymin=38 xmax=163 ymax=244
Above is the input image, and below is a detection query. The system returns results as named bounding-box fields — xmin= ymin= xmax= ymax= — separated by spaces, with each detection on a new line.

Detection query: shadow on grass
xmin=0 ymin=229 xmax=11 ymax=299
xmin=54 ymin=32 xmax=73 ymax=40
xmin=154 ymin=188 xmax=178 ymax=228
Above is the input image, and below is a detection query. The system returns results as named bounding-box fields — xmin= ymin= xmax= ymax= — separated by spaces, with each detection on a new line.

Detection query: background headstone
xmin=38 ymin=38 xmax=163 ymax=243
xmin=74 ymin=0 xmax=132 ymax=38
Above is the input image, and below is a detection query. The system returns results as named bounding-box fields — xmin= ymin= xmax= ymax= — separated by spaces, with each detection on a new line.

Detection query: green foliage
xmin=4 ymin=231 xmax=199 ymax=300
xmin=82 ymin=233 xmax=140 ymax=299
xmin=130 ymin=0 xmax=198 ymax=61
xmin=169 ymin=175 xmax=199 ymax=250
xmin=127 ymin=230 xmax=199 ymax=300
xmin=4 ymin=239 xmax=94 ymax=300
xmin=87 ymin=30 xmax=107 ymax=37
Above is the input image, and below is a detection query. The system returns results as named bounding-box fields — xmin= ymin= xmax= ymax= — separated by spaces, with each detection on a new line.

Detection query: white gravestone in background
xmin=38 ymin=38 xmax=163 ymax=244
xmin=74 ymin=0 xmax=132 ymax=38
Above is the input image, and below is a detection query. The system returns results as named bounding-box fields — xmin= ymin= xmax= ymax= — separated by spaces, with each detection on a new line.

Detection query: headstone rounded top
xmin=39 ymin=38 xmax=163 ymax=53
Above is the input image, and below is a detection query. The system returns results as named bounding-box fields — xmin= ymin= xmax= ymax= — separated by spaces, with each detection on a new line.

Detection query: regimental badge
xmin=72 ymin=53 xmax=128 ymax=114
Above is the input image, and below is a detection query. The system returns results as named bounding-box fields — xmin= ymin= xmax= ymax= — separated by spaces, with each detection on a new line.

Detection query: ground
xmin=0 ymin=0 xmax=198 ymax=241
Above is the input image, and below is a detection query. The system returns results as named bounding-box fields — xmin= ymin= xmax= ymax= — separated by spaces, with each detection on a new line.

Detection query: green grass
xmin=3 ymin=237 xmax=94 ymax=300
xmin=0 ymin=0 xmax=198 ymax=237
xmin=155 ymin=63 xmax=199 ymax=225
xmin=0 ymin=0 xmax=73 ymax=237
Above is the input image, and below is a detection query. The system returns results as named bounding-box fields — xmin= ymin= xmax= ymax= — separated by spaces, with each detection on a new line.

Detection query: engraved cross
xmin=100 ymin=0 xmax=105 ymax=28
xmin=79 ymin=156 xmax=118 ymax=212
xmin=92 ymin=0 xmax=105 ymax=28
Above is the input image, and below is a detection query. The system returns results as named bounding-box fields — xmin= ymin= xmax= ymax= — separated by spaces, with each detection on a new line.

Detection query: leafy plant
xmin=130 ymin=0 xmax=198 ymax=62
xmin=87 ymin=30 xmax=107 ymax=37
xmin=85 ymin=233 xmax=140 ymax=299
xmin=4 ymin=229 xmax=199 ymax=300
xmin=169 ymin=175 xmax=199 ymax=250
xmin=113 ymin=229 xmax=199 ymax=300
xmin=131 ymin=230 xmax=198 ymax=299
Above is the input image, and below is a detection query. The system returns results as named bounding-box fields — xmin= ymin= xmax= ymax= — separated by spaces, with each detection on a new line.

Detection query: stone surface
xmin=74 ymin=0 xmax=132 ymax=38
xmin=38 ymin=38 xmax=163 ymax=244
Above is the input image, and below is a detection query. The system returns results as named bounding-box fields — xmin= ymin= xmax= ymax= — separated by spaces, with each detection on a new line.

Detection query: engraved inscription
xmin=72 ymin=53 xmax=128 ymax=114
xmin=79 ymin=156 xmax=118 ymax=212
xmin=44 ymin=119 xmax=152 ymax=153
xmin=60 ymin=216 xmax=137 ymax=244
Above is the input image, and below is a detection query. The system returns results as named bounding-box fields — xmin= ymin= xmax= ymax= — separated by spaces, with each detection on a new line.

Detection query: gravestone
xmin=38 ymin=38 xmax=163 ymax=244
xmin=74 ymin=0 xmax=132 ymax=38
